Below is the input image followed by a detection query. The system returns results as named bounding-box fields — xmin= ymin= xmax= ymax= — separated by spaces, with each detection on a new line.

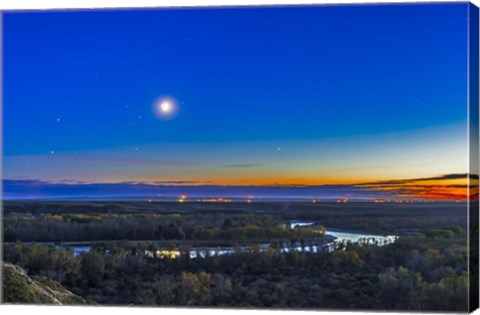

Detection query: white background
xmin=0 ymin=0 xmax=479 ymax=315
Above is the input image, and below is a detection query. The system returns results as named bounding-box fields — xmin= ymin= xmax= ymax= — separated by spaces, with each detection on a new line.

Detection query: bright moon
xmin=160 ymin=101 xmax=172 ymax=113
xmin=153 ymin=97 xmax=179 ymax=119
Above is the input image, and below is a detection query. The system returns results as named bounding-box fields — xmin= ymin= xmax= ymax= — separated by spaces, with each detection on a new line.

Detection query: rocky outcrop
xmin=2 ymin=262 xmax=87 ymax=305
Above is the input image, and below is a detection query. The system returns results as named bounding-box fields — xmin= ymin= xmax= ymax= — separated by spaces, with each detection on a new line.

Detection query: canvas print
xmin=1 ymin=2 xmax=479 ymax=312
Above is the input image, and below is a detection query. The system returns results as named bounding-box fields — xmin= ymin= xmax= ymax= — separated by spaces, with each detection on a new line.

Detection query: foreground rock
xmin=2 ymin=262 xmax=87 ymax=305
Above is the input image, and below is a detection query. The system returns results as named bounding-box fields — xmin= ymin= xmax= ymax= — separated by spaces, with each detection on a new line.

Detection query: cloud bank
xmin=2 ymin=173 xmax=473 ymax=201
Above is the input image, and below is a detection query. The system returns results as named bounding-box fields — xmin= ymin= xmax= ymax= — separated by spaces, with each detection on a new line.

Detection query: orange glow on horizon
xmin=96 ymin=173 xmax=474 ymax=202
xmin=360 ymin=176 xmax=471 ymax=201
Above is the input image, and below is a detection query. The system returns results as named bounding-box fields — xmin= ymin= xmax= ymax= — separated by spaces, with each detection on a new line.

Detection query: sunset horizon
xmin=3 ymin=172 xmax=474 ymax=201
xmin=3 ymin=4 xmax=470 ymax=203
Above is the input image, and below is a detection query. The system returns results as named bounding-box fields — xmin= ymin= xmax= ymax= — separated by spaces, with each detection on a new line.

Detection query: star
xmin=56 ymin=118 xmax=61 ymax=122
xmin=50 ymin=150 xmax=55 ymax=155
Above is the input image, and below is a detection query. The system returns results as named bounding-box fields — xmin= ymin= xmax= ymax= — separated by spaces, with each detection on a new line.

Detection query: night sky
xmin=2 ymin=3 xmax=471 ymax=200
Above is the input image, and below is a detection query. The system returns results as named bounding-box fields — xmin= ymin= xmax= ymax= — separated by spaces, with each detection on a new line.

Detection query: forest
xmin=2 ymin=200 xmax=472 ymax=311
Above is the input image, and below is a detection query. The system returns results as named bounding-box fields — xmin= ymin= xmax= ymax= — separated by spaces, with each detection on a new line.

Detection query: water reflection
xmin=66 ymin=221 xmax=398 ymax=258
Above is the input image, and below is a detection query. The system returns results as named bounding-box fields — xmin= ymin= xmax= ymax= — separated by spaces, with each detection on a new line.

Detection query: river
xmin=61 ymin=220 xmax=397 ymax=257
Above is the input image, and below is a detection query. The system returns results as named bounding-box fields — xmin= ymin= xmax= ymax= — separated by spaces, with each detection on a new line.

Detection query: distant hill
xmin=2 ymin=262 xmax=87 ymax=305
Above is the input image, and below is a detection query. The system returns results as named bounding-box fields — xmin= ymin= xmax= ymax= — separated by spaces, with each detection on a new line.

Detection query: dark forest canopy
xmin=2 ymin=201 xmax=471 ymax=311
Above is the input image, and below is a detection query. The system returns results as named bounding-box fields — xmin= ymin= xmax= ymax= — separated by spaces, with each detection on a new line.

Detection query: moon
xmin=160 ymin=101 xmax=173 ymax=113
xmin=153 ymin=96 xmax=179 ymax=120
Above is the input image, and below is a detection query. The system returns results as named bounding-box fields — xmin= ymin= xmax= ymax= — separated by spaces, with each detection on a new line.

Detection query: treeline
xmin=283 ymin=211 xmax=468 ymax=235
xmin=3 ymin=213 xmax=323 ymax=243
xmin=189 ymin=225 xmax=325 ymax=242
xmin=3 ymin=201 xmax=468 ymax=234
xmin=3 ymin=228 xmax=468 ymax=311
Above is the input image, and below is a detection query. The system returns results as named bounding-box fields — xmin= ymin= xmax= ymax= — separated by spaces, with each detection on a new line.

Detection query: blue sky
xmin=2 ymin=3 xmax=471 ymax=199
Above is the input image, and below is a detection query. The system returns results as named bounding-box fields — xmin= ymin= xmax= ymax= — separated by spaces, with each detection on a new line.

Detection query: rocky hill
xmin=2 ymin=262 xmax=87 ymax=305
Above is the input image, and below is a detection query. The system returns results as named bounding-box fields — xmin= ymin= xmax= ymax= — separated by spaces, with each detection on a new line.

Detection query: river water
xmin=63 ymin=220 xmax=397 ymax=257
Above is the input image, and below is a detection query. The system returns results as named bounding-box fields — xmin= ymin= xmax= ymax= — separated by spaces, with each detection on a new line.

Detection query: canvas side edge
xmin=469 ymin=2 xmax=480 ymax=313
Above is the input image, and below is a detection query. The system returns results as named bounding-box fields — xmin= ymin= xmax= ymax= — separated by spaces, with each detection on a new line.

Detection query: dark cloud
xmin=2 ymin=179 xmax=396 ymax=201
xmin=222 ymin=163 xmax=265 ymax=168
xmin=151 ymin=180 xmax=209 ymax=185
xmin=3 ymin=179 xmax=50 ymax=186
xmin=356 ymin=173 xmax=475 ymax=186
xmin=353 ymin=173 xmax=472 ymax=200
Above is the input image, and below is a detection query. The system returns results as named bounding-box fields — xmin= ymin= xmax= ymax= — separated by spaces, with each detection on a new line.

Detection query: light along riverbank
xmin=26 ymin=221 xmax=397 ymax=257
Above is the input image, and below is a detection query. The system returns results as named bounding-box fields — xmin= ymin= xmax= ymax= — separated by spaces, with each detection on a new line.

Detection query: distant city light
xmin=197 ymin=198 xmax=232 ymax=203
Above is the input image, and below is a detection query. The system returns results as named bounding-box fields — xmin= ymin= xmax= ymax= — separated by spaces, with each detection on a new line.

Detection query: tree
xmin=80 ymin=251 xmax=105 ymax=288
xmin=378 ymin=267 xmax=423 ymax=310
xmin=154 ymin=274 xmax=175 ymax=305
